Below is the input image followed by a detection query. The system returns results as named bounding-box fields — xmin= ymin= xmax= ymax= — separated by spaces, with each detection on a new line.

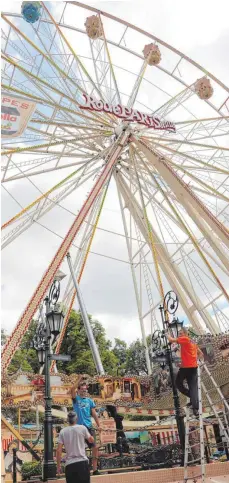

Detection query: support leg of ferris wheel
xmin=134 ymin=138 xmax=229 ymax=259
xmin=135 ymin=151 xmax=229 ymax=305
xmin=117 ymin=172 xmax=219 ymax=334
xmin=121 ymin=162 xmax=229 ymax=331
xmin=1 ymin=131 xmax=130 ymax=372
xmin=67 ymin=252 xmax=105 ymax=375
xmin=116 ymin=175 xmax=152 ymax=375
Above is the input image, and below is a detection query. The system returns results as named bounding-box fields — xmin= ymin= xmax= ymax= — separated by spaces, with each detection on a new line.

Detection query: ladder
xmin=184 ymin=363 xmax=229 ymax=483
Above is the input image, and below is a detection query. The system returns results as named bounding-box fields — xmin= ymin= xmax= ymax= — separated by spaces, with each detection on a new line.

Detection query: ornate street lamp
xmin=33 ymin=273 xmax=65 ymax=481
xmin=151 ymin=291 xmax=185 ymax=465
xmin=37 ymin=346 xmax=45 ymax=366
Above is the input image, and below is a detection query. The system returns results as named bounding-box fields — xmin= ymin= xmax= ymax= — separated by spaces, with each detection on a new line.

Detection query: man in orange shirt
xmin=167 ymin=327 xmax=204 ymax=416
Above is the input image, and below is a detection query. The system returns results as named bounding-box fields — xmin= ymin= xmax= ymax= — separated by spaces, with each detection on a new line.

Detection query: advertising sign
xmin=80 ymin=93 xmax=176 ymax=132
xmin=99 ymin=419 xmax=117 ymax=445
xmin=1 ymin=94 xmax=36 ymax=138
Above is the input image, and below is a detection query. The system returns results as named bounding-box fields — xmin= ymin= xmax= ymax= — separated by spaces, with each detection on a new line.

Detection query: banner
xmin=1 ymin=94 xmax=36 ymax=138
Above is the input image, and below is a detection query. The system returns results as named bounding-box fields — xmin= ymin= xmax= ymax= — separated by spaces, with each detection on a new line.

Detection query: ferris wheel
xmin=1 ymin=1 xmax=229 ymax=375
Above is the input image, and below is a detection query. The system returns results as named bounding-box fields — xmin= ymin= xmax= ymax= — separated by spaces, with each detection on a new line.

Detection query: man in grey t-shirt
xmin=56 ymin=411 xmax=94 ymax=483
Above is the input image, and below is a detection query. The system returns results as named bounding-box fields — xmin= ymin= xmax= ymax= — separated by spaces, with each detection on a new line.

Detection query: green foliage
xmin=125 ymin=338 xmax=151 ymax=375
xmin=124 ymin=414 xmax=156 ymax=421
xmin=21 ymin=461 xmax=65 ymax=480
xmin=113 ymin=338 xmax=128 ymax=365
xmin=21 ymin=462 xmax=42 ymax=480
xmin=8 ymin=321 xmax=39 ymax=374
xmin=6 ymin=310 xmax=151 ymax=378
xmin=57 ymin=310 xmax=118 ymax=376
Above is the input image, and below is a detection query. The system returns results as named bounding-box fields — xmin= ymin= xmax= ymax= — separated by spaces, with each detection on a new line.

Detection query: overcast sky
xmin=1 ymin=0 xmax=229 ymax=345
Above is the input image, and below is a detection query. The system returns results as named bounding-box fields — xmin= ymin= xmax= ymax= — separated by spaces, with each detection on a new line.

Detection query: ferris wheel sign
xmin=80 ymin=93 xmax=176 ymax=132
xmin=1 ymin=94 xmax=36 ymax=138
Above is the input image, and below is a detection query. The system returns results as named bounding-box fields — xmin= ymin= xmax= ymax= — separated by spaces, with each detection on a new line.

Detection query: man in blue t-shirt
xmin=71 ymin=379 xmax=101 ymax=475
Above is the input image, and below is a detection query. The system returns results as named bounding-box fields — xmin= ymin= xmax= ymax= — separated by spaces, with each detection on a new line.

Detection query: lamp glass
xmin=38 ymin=347 xmax=45 ymax=365
xmin=46 ymin=310 xmax=64 ymax=336
xmin=169 ymin=318 xmax=183 ymax=338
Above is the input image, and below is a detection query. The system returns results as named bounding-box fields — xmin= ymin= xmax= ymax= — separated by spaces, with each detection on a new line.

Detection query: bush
xmin=21 ymin=461 xmax=65 ymax=480
xmin=21 ymin=462 xmax=42 ymax=480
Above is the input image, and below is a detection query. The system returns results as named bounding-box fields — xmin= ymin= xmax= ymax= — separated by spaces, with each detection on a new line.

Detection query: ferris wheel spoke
xmin=117 ymin=171 xmax=217 ymax=334
xmin=100 ymin=16 xmax=122 ymax=106
xmin=2 ymin=133 xmax=106 ymax=185
xmin=149 ymin=208 xmax=228 ymax=332
xmin=144 ymin=137 xmax=229 ymax=176
xmin=2 ymin=18 xmax=111 ymax=128
xmin=2 ymin=158 xmax=95 ymax=182
xmin=30 ymin=119 xmax=109 ymax=133
xmin=122 ymin=166 xmax=229 ymax=332
xmin=2 ymin=153 xmax=78 ymax=174
xmin=123 ymin=157 xmax=229 ymax=272
xmin=145 ymin=112 xmax=229 ymax=163
xmin=127 ymin=60 xmax=149 ymax=110
xmin=35 ymin=5 xmax=88 ymax=93
xmin=177 ymin=117 xmax=229 ymax=139
xmin=42 ymin=2 xmax=110 ymax=105
xmin=176 ymin=116 xmax=229 ymax=126
xmin=144 ymin=134 xmax=229 ymax=153
xmin=132 ymin=147 xmax=229 ymax=215
xmin=1 ymin=55 xmax=111 ymax=128
xmin=2 ymin=13 xmax=84 ymax=98
xmin=2 ymin=132 xmax=111 ymax=157
xmin=130 ymin=156 xmax=229 ymax=309
xmin=2 ymin=53 xmax=80 ymax=120
xmin=115 ymin=172 xmax=155 ymax=371
xmin=2 ymin=84 xmax=110 ymax=132
xmin=154 ymin=85 xmax=195 ymax=118
xmin=2 ymin=153 xmax=82 ymax=181
xmin=1 ymin=159 xmax=103 ymax=249
xmin=134 ymin=138 xmax=229 ymax=269
xmin=139 ymin=157 xmax=229 ymax=300
xmin=85 ymin=14 xmax=121 ymax=108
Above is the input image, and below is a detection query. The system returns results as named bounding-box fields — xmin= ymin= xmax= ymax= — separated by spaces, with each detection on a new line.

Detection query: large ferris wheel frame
xmin=1 ymin=1 xmax=229 ymax=375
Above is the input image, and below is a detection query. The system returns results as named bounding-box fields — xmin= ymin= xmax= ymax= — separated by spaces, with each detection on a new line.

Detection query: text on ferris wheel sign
xmin=80 ymin=94 xmax=176 ymax=132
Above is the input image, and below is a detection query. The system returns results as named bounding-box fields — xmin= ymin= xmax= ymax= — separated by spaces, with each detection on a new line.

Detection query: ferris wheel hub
xmin=114 ymin=124 xmax=127 ymax=137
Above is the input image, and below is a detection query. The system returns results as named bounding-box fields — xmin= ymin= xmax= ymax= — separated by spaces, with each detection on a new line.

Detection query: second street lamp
xmin=151 ymin=291 xmax=186 ymax=465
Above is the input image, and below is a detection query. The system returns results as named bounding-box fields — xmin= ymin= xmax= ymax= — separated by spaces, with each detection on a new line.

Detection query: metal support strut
xmin=66 ymin=252 xmax=105 ymax=375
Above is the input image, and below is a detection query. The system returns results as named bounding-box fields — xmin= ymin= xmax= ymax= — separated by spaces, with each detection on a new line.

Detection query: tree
xmin=7 ymin=321 xmax=40 ymax=374
xmin=57 ymin=310 xmax=119 ymax=375
xmin=5 ymin=310 xmax=151 ymax=378
xmin=112 ymin=338 xmax=128 ymax=366
xmin=125 ymin=339 xmax=149 ymax=375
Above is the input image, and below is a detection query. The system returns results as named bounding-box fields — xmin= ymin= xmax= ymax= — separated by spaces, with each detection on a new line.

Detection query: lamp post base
xmin=175 ymin=412 xmax=185 ymax=466
xmin=42 ymin=461 xmax=56 ymax=481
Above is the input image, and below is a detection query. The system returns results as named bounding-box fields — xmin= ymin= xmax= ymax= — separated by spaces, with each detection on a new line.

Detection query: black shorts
xmin=65 ymin=461 xmax=90 ymax=483
xmin=86 ymin=427 xmax=96 ymax=448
